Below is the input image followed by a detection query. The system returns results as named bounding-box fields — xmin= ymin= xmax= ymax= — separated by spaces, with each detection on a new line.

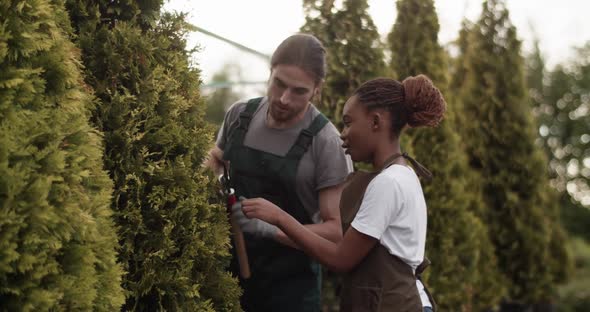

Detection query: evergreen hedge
xmin=66 ymin=1 xmax=241 ymax=310
xmin=0 ymin=0 xmax=123 ymax=310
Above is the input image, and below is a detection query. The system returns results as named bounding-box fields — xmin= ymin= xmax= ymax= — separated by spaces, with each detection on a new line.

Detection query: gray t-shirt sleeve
xmin=216 ymin=100 xmax=247 ymax=150
xmin=313 ymin=124 xmax=353 ymax=190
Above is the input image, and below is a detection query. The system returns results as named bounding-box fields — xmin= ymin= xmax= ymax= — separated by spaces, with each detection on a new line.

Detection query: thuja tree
xmin=388 ymin=0 xmax=504 ymax=309
xmin=65 ymin=1 xmax=241 ymax=310
xmin=0 ymin=0 xmax=123 ymax=310
xmin=455 ymin=0 xmax=570 ymax=305
xmin=302 ymin=0 xmax=388 ymax=126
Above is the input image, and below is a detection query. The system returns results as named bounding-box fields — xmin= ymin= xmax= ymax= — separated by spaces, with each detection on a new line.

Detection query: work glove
xmin=231 ymin=196 xmax=278 ymax=239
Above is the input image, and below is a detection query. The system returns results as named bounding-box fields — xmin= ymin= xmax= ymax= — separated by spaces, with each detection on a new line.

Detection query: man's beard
xmin=268 ymin=101 xmax=294 ymax=122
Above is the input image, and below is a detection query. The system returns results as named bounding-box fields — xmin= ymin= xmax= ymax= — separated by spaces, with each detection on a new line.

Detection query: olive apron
xmin=339 ymin=154 xmax=437 ymax=312
xmin=223 ymin=97 xmax=328 ymax=312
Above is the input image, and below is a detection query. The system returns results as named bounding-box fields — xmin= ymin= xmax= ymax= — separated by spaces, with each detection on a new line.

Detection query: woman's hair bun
xmin=402 ymin=75 xmax=446 ymax=128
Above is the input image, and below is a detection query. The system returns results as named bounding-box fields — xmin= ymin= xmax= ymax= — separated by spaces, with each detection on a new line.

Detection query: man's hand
xmin=202 ymin=146 xmax=226 ymax=175
xmin=232 ymin=197 xmax=279 ymax=238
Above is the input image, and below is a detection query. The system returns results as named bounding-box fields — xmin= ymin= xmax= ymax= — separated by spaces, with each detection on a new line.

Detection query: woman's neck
xmin=372 ymin=140 xmax=405 ymax=170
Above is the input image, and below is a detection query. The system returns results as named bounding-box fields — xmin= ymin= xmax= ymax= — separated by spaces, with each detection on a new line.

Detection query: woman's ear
xmin=372 ymin=113 xmax=380 ymax=130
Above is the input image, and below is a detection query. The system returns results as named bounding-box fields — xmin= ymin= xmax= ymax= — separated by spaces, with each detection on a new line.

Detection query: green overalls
xmin=223 ymin=97 xmax=328 ymax=312
xmin=339 ymin=155 xmax=437 ymax=312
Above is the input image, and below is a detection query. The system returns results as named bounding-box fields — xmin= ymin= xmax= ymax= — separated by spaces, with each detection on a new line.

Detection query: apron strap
xmin=415 ymin=257 xmax=430 ymax=276
xmin=401 ymin=152 xmax=433 ymax=181
xmin=381 ymin=152 xmax=433 ymax=181
xmin=416 ymin=257 xmax=438 ymax=311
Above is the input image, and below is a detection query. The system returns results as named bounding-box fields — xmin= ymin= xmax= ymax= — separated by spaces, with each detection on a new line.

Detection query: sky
xmin=163 ymin=0 xmax=590 ymax=95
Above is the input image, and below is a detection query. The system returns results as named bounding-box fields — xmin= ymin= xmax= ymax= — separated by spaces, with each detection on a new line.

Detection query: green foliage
xmin=388 ymin=1 xmax=505 ymax=309
xmin=66 ymin=0 xmax=162 ymax=30
xmin=409 ymin=125 xmax=507 ymax=311
xmin=560 ymin=195 xmax=590 ymax=242
xmin=455 ymin=0 xmax=570 ymax=303
xmin=0 ymin=0 xmax=123 ymax=310
xmin=302 ymin=0 xmax=388 ymax=126
xmin=65 ymin=1 xmax=241 ymax=310
xmin=388 ymin=0 xmax=446 ymax=84
xmin=558 ymin=236 xmax=590 ymax=311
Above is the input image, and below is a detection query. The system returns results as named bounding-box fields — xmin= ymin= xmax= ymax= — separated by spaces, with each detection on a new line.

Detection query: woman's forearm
xmin=275 ymin=218 xmax=342 ymax=249
xmin=277 ymin=212 xmax=347 ymax=272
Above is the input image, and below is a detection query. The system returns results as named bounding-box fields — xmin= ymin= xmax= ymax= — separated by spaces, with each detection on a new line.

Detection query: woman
xmin=239 ymin=75 xmax=445 ymax=311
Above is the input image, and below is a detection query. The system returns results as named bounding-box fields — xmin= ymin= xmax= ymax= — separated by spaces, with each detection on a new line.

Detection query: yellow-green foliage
xmin=65 ymin=1 xmax=242 ymax=310
xmin=0 ymin=0 xmax=124 ymax=310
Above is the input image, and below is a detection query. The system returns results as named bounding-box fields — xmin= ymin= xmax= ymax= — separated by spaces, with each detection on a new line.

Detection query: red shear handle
xmin=227 ymin=193 xmax=251 ymax=279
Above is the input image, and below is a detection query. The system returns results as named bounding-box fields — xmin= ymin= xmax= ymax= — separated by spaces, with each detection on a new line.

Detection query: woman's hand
xmin=241 ymin=198 xmax=286 ymax=226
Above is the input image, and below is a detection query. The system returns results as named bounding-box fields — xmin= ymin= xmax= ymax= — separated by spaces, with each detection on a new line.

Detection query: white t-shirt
xmin=351 ymin=164 xmax=432 ymax=307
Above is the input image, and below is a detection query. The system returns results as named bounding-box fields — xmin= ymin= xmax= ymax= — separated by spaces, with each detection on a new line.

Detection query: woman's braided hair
xmin=353 ymin=75 xmax=446 ymax=136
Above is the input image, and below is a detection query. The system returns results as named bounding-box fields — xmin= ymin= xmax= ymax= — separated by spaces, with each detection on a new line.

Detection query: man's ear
xmin=316 ymin=79 xmax=324 ymax=90
xmin=314 ymin=80 xmax=324 ymax=98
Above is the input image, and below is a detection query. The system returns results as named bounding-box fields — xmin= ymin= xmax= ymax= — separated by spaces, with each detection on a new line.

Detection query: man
xmin=205 ymin=34 xmax=351 ymax=312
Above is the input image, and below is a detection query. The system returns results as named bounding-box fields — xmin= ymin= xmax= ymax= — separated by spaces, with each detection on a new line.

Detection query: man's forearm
xmin=274 ymin=184 xmax=344 ymax=249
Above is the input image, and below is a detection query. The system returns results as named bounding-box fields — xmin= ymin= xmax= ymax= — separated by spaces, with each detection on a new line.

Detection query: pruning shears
xmin=219 ymin=163 xmax=250 ymax=279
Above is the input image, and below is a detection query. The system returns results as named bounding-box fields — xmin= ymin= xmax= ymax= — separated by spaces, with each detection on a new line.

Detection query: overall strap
xmin=223 ymin=97 xmax=263 ymax=160
xmin=285 ymin=113 xmax=329 ymax=160
xmin=234 ymin=97 xmax=263 ymax=143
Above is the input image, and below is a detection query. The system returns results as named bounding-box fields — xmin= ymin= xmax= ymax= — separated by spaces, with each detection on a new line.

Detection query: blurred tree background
xmin=1 ymin=0 xmax=589 ymax=311
xmin=527 ymin=39 xmax=590 ymax=311
xmin=389 ymin=0 xmax=505 ymax=310
xmin=302 ymin=0 xmax=389 ymax=127
xmin=204 ymin=63 xmax=245 ymax=127
xmin=301 ymin=1 xmax=389 ymax=309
